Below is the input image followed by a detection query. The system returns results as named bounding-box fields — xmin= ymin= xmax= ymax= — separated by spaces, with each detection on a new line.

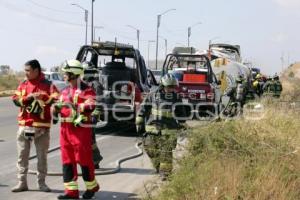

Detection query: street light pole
xmin=85 ymin=10 xmax=88 ymax=45
xmin=160 ymin=36 xmax=168 ymax=57
xmin=91 ymin=0 xmax=95 ymax=44
xmin=155 ymin=8 xmax=176 ymax=70
xmin=155 ymin=15 xmax=160 ymax=70
xmin=71 ymin=3 xmax=88 ymax=45
xmin=187 ymin=22 xmax=201 ymax=47
xmin=164 ymin=39 xmax=168 ymax=57
xmin=127 ymin=25 xmax=140 ymax=50
xmin=188 ymin=27 xmax=191 ymax=47
xmin=148 ymin=40 xmax=155 ymax=68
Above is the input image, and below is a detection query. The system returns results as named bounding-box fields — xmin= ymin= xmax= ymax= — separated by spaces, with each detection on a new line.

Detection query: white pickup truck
xmin=44 ymin=71 xmax=67 ymax=91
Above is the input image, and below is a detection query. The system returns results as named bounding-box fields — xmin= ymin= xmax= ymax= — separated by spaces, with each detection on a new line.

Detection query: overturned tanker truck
xmin=204 ymin=43 xmax=256 ymax=115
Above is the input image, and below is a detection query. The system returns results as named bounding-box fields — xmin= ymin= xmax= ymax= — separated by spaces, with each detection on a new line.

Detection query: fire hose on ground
xmin=28 ymin=140 xmax=143 ymax=176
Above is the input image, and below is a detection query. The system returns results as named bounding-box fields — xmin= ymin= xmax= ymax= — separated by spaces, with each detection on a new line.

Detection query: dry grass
xmin=152 ymin=62 xmax=300 ymax=200
xmin=0 ymin=74 xmax=24 ymax=96
xmin=153 ymin=106 xmax=300 ymax=200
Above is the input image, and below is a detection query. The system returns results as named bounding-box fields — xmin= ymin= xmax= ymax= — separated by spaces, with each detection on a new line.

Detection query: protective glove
xmin=73 ymin=114 xmax=87 ymax=127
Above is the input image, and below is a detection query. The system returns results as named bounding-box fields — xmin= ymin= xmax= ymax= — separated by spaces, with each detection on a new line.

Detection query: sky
xmin=0 ymin=0 xmax=299 ymax=74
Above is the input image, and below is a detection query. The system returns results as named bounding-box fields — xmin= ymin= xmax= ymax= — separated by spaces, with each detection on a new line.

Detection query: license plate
xmin=200 ymin=94 xmax=206 ymax=99
xmin=182 ymin=98 xmax=189 ymax=103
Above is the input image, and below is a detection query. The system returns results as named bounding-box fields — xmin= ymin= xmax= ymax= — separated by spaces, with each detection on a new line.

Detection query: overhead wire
xmin=0 ymin=0 xmax=83 ymax=27
xmin=0 ymin=0 xmax=187 ymax=51
xmin=25 ymin=0 xmax=80 ymax=14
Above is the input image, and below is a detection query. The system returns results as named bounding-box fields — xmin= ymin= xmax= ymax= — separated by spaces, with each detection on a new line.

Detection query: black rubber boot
xmin=57 ymin=194 xmax=79 ymax=199
xmin=82 ymin=184 xmax=99 ymax=199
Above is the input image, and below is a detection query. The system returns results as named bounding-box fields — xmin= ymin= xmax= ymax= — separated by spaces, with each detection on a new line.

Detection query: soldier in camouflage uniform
xmin=263 ymin=74 xmax=282 ymax=98
xmin=83 ymin=67 xmax=103 ymax=169
xmin=136 ymin=74 xmax=186 ymax=180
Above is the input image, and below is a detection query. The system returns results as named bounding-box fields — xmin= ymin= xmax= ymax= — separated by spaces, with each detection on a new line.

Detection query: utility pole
xmin=188 ymin=27 xmax=191 ymax=47
xmin=127 ymin=25 xmax=140 ymax=50
xmin=160 ymin=36 xmax=168 ymax=57
xmin=164 ymin=38 xmax=168 ymax=57
xmin=187 ymin=22 xmax=201 ymax=47
xmin=155 ymin=15 xmax=160 ymax=70
xmin=155 ymin=9 xmax=176 ymax=70
xmin=91 ymin=0 xmax=95 ymax=44
xmin=148 ymin=40 xmax=155 ymax=68
xmin=71 ymin=3 xmax=88 ymax=45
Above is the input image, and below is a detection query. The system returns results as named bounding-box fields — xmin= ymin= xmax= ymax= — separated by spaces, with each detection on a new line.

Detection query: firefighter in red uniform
xmin=11 ymin=59 xmax=59 ymax=192
xmin=53 ymin=60 xmax=100 ymax=199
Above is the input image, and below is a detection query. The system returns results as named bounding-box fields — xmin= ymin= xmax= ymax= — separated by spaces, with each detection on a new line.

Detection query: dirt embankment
xmin=280 ymin=62 xmax=300 ymax=101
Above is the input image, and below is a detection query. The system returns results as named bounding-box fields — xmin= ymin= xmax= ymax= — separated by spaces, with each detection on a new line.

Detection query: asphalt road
xmin=0 ymin=97 xmax=155 ymax=200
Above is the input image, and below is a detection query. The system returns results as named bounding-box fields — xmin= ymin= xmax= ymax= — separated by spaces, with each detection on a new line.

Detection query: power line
xmin=0 ymin=1 xmax=157 ymax=45
xmin=25 ymin=0 xmax=79 ymax=14
xmin=0 ymin=1 xmax=84 ymax=27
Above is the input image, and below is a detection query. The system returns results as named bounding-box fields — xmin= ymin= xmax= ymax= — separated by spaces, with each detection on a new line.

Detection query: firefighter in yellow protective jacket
xmin=136 ymin=74 xmax=186 ymax=180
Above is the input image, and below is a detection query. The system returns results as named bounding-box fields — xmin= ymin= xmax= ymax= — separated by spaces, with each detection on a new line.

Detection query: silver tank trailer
xmin=210 ymin=58 xmax=252 ymax=106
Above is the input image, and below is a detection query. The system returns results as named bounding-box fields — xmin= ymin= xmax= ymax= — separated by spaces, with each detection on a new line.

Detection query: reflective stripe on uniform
xmin=151 ymin=109 xmax=173 ymax=118
xmin=64 ymin=181 xmax=79 ymax=190
xmin=45 ymin=92 xmax=59 ymax=104
xmin=73 ymin=90 xmax=80 ymax=105
xmin=84 ymin=179 xmax=98 ymax=190
xmin=60 ymin=118 xmax=74 ymax=123
xmin=79 ymin=103 xmax=85 ymax=113
xmin=18 ymin=120 xmax=51 ymax=128
xmin=145 ymin=125 xmax=160 ymax=134
xmin=33 ymin=122 xmax=51 ymax=127
xmin=135 ymin=116 xmax=144 ymax=125
xmin=18 ymin=120 xmax=26 ymax=125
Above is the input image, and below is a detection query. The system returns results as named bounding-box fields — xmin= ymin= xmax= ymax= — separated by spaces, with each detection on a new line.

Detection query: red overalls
xmin=58 ymin=81 xmax=99 ymax=198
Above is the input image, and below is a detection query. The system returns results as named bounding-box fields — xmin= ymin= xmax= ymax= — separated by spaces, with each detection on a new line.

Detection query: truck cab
xmin=76 ymin=41 xmax=157 ymax=127
xmin=162 ymin=48 xmax=221 ymax=119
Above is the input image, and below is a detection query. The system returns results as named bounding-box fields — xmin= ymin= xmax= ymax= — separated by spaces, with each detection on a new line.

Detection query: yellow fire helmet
xmin=255 ymin=73 xmax=262 ymax=79
xmin=62 ymin=59 xmax=84 ymax=75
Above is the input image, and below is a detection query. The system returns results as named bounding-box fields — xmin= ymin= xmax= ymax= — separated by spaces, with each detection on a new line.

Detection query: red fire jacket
xmin=12 ymin=73 xmax=59 ymax=128
xmin=59 ymin=81 xmax=96 ymax=124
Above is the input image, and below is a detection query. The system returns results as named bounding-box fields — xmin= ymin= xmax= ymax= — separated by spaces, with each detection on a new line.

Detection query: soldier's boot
xmin=92 ymin=144 xmax=103 ymax=169
xmin=38 ymin=181 xmax=51 ymax=192
xmin=11 ymin=181 xmax=28 ymax=192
